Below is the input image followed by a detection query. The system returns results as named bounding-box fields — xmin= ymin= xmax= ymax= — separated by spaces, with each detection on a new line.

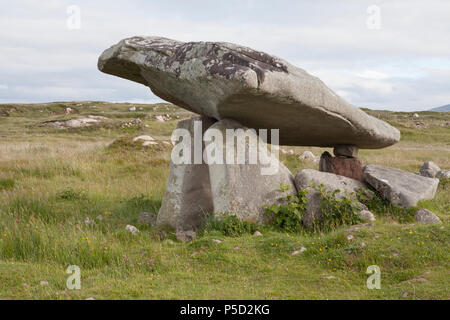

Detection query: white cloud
xmin=0 ymin=0 xmax=449 ymax=110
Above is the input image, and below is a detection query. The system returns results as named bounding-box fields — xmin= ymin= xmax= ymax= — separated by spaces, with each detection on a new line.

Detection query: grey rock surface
xmin=437 ymin=170 xmax=450 ymax=179
xmin=156 ymin=116 xmax=216 ymax=231
xmin=415 ymin=209 xmax=441 ymax=225
xmin=98 ymin=36 xmax=400 ymax=148
xmin=176 ymin=230 xmax=197 ymax=242
xmin=419 ymin=161 xmax=441 ymax=178
xmin=294 ymin=169 xmax=369 ymax=228
xmin=333 ymin=144 xmax=359 ymax=157
xmin=363 ymin=164 xmax=439 ymax=208
xmin=359 ymin=210 xmax=376 ymax=221
xmin=206 ymin=118 xmax=297 ymax=224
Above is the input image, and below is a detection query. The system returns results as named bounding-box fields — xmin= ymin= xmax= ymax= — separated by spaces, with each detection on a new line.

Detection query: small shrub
xmin=264 ymin=184 xmax=308 ymax=232
xmin=0 ymin=178 xmax=15 ymax=190
xmin=314 ymin=185 xmax=363 ymax=232
xmin=356 ymin=188 xmax=415 ymax=223
xmin=203 ymin=213 xmax=257 ymax=237
xmin=56 ymin=188 xmax=86 ymax=201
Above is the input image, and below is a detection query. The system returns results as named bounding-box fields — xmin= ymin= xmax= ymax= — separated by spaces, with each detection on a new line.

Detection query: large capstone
xmin=156 ymin=116 xmax=216 ymax=231
xmin=363 ymin=164 xmax=439 ymax=208
xmin=205 ymin=118 xmax=297 ymax=223
xmin=98 ymin=36 xmax=400 ymax=148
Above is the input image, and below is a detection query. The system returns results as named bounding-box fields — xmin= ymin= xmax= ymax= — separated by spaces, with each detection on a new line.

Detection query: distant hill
xmin=430 ymin=104 xmax=450 ymax=112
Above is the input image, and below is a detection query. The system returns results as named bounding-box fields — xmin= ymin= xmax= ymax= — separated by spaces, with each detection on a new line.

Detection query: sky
xmin=1 ymin=0 xmax=450 ymax=111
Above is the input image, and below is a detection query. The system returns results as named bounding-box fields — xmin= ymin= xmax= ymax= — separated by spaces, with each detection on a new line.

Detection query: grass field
xmin=0 ymin=101 xmax=449 ymax=299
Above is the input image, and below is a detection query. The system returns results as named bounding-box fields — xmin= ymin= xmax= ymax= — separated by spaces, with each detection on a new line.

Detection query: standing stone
xmin=98 ymin=36 xmax=400 ymax=148
xmin=319 ymin=151 xmax=364 ymax=181
xmin=156 ymin=116 xmax=216 ymax=231
xmin=333 ymin=144 xmax=359 ymax=158
xmin=363 ymin=164 xmax=439 ymax=208
xmin=294 ymin=169 xmax=369 ymax=228
xmin=205 ymin=118 xmax=297 ymax=224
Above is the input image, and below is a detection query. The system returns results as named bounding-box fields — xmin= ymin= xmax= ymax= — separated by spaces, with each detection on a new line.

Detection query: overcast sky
xmin=1 ymin=0 xmax=450 ymax=111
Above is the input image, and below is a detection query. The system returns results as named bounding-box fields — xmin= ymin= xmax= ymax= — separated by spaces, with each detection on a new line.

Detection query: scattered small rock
xmin=233 ymin=246 xmax=240 ymax=251
xmin=85 ymin=297 xmax=96 ymax=300
xmin=253 ymin=231 xmax=263 ymax=237
xmin=212 ymin=239 xmax=222 ymax=244
xmin=436 ymin=170 xmax=450 ymax=179
xmin=361 ymin=242 xmax=366 ymax=248
xmin=137 ymin=212 xmax=157 ymax=225
xmin=413 ymin=113 xmax=419 ymax=118
xmin=359 ymin=210 xmax=376 ymax=221
xmin=402 ymin=292 xmax=409 ymax=298
xmin=129 ymin=106 xmax=136 ymax=111
xmin=40 ymin=281 xmax=49 ymax=286
xmin=346 ymin=234 xmax=354 ymax=241
xmin=299 ymin=151 xmax=316 ymax=161
xmin=176 ymin=230 xmax=196 ymax=242
xmin=419 ymin=161 xmax=440 ymax=178
xmin=96 ymin=215 xmax=103 ymax=221
xmin=84 ymin=218 xmax=96 ymax=226
xmin=414 ymin=277 xmax=427 ymax=282
xmin=155 ymin=115 xmax=166 ymax=122
xmin=415 ymin=209 xmax=441 ymax=225
xmin=291 ymin=247 xmax=307 ymax=255
xmin=345 ymin=223 xmax=374 ymax=233
xmin=125 ymin=224 xmax=139 ymax=234
xmin=132 ymin=135 xmax=154 ymax=143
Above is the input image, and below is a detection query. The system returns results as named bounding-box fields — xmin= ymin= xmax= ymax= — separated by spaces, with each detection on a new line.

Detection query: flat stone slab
xmin=98 ymin=36 xmax=400 ymax=148
xmin=363 ymin=164 xmax=439 ymax=208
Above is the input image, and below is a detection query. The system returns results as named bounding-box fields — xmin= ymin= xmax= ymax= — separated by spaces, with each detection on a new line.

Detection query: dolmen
xmin=98 ymin=36 xmax=438 ymax=231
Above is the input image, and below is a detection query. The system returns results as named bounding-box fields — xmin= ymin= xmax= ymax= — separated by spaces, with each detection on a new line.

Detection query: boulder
xmin=437 ymin=170 xmax=450 ymax=179
xmin=156 ymin=116 xmax=216 ymax=231
xmin=98 ymin=36 xmax=400 ymax=148
xmin=415 ymin=209 xmax=441 ymax=225
xmin=363 ymin=164 xmax=439 ymax=208
xmin=359 ymin=210 xmax=376 ymax=221
xmin=333 ymin=144 xmax=359 ymax=158
xmin=205 ymin=118 xmax=297 ymax=224
xmin=176 ymin=230 xmax=197 ymax=242
xmin=319 ymin=151 xmax=364 ymax=181
xmin=294 ymin=169 xmax=369 ymax=228
xmin=419 ymin=161 xmax=440 ymax=178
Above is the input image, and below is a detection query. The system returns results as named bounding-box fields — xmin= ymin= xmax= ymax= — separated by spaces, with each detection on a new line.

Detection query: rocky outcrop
xmin=363 ymin=164 xmax=439 ymax=208
xmin=98 ymin=36 xmax=400 ymax=148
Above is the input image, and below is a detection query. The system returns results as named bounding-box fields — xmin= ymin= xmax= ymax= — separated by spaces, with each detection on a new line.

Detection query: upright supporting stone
xmin=319 ymin=151 xmax=364 ymax=181
xmin=333 ymin=144 xmax=359 ymax=158
xmin=156 ymin=116 xmax=216 ymax=231
xmin=205 ymin=118 xmax=297 ymax=224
